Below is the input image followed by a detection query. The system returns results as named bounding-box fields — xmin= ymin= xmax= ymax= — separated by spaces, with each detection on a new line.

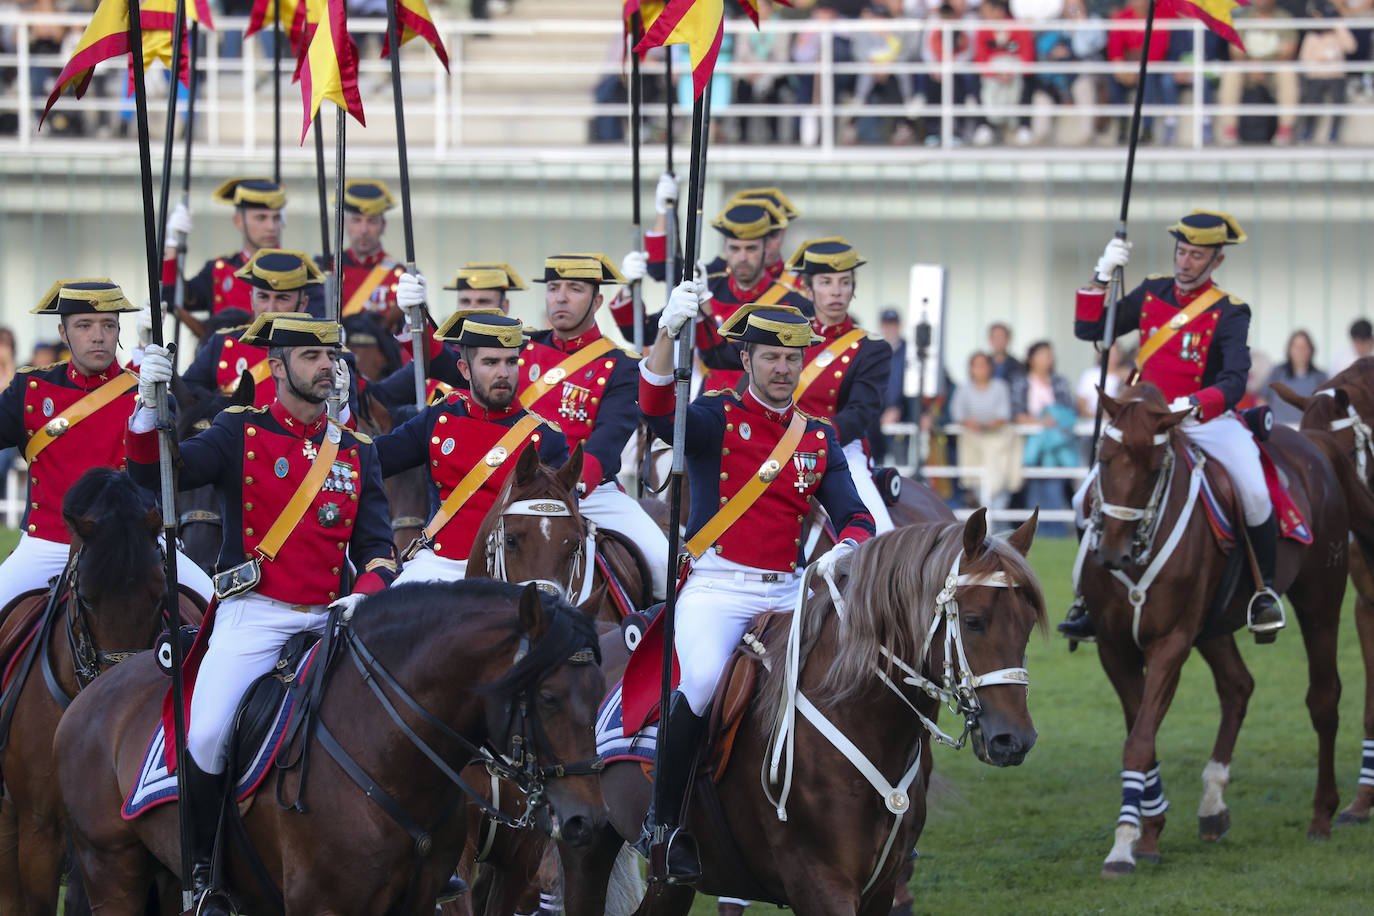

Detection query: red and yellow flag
xmin=634 ymin=0 xmax=724 ymax=99
xmin=1163 ymin=0 xmax=1250 ymax=51
xmin=380 ymin=0 xmax=450 ymax=72
xmin=299 ymin=0 xmax=365 ymax=142
xmin=41 ymin=0 xmax=130 ymax=126
xmin=130 ymin=0 xmax=190 ymax=95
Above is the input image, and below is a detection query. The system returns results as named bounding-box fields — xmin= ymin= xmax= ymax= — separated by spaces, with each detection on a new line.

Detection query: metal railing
xmin=0 ymin=13 xmax=1372 ymax=158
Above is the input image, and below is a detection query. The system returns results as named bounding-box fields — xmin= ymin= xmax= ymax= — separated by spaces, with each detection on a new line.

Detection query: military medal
xmin=222 ymin=276 xmax=234 ymax=292
xmin=739 ymin=422 xmax=752 ymax=441
xmin=1179 ymin=332 xmax=1195 ymax=362
xmin=529 ymin=364 xmax=541 ymax=383
xmin=327 ymin=424 xmax=342 ymax=444
xmin=318 ymin=502 xmax=341 ymax=528
xmin=41 ymin=397 xmax=54 ymax=418
xmin=792 ymin=453 xmax=818 ymax=492
xmin=815 ymin=350 xmax=836 ymax=368
xmin=235 ymin=357 xmax=248 ymax=374
xmin=485 ymin=446 xmax=509 ymax=468
xmin=1168 ymin=313 xmax=1188 ymax=330
xmin=543 ymin=367 xmax=567 ymax=386
xmin=274 ymin=457 xmax=289 ymax=478
xmin=44 ymin=417 xmax=69 ymax=438
xmin=441 ymin=438 xmax=456 ymax=455
xmin=759 ymin=459 xmax=781 ymax=482
xmin=303 ymin=440 xmax=318 ymax=460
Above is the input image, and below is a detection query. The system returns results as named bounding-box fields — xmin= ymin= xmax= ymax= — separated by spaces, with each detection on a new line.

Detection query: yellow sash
xmin=1135 ymin=287 xmax=1225 ymax=372
xmin=755 ymin=282 xmax=789 ymax=307
xmin=343 ymin=265 xmax=395 ymax=317
xmin=222 ymin=356 xmax=274 ymax=394
xmin=686 ymin=410 xmax=808 ymax=560
xmin=25 ymin=372 xmax=137 ymax=463
xmin=519 ymin=338 xmax=616 ymax=409
xmin=254 ymin=425 xmax=341 ymax=561
xmin=422 ymin=414 xmax=543 ymax=541
xmin=794 ymin=329 xmax=867 ymax=404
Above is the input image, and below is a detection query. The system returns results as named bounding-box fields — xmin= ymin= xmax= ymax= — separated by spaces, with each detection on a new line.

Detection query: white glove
xmin=654 ymin=172 xmax=679 ymax=215
xmin=136 ymin=301 xmax=156 ymax=349
xmin=396 ymin=272 xmax=427 ymax=311
xmin=329 ymin=592 xmax=366 ymax=622
xmin=139 ymin=344 xmax=173 ymax=407
xmin=663 ymin=280 xmax=704 ymax=339
xmin=332 ymin=357 xmax=351 ymax=397
xmin=1168 ymin=395 xmax=1199 ymax=418
xmin=813 ymin=538 xmax=858 ymax=581
xmin=165 ymin=202 xmax=192 ymax=246
xmin=1094 ymin=237 xmax=1132 ymax=284
xmin=621 ymin=250 xmax=648 ymax=284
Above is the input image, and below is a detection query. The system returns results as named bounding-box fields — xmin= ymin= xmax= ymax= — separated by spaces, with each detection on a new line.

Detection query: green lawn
xmin=0 ymin=527 xmax=17 ymax=558
xmin=688 ymin=537 xmax=1374 ymax=915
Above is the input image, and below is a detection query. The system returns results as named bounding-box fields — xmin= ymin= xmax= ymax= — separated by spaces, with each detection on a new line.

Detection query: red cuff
xmin=838 ymin=520 xmax=875 ymax=545
xmin=695 ymin=319 xmax=724 ymax=351
xmin=1193 ymin=387 xmax=1226 ymax=422
xmin=1076 ymin=287 xmax=1106 ymax=322
xmin=425 ymin=321 xmax=444 ymax=361
xmin=580 ymin=453 xmax=605 ymax=492
xmin=161 ymin=254 xmax=177 ymax=286
xmin=353 ymin=570 xmax=389 ymax=595
xmin=646 ymin=232 xmax=666 ymax=264
xmin=608 ymin=288 xmax=633 ymax=325
xmin=639 ymin=374 xmax=675 ymax=417
xmin=126 ymin=426 xmax=160 ymax=464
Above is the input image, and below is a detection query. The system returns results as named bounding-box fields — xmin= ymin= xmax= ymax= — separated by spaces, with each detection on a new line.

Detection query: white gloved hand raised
xmin=329 ymin=592 xmax=366 ymax=622
xmin=332 ymin=357 xmax=351 ymax=398
xmin=654 ymin=172 xmax=679 ymax=215
xmin=138 ymin=344 xmax=173 ymax=407
xmin=812 ymin=538 xmax=858 ymax=581
xmin=1094 ymin=237 xmax=1132 ymax=284
xmin=136 ymin=301 xmax=156 ymax=349
xmin=663 ymin=280 xmax=705 ymax=339
xmin=621 ymin=250 xmax=648 ymax=284
xmin=165 ymin=202 xmax=192 ymax=247
xmin=396 ymin=272 xmax=427 ymax=311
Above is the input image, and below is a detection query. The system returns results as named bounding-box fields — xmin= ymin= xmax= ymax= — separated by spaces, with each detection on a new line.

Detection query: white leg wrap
xmin=1199 ymin=759 xmax=1230 ymax=817
xmin=1104 ymin=822 xmax=1140 ymax=866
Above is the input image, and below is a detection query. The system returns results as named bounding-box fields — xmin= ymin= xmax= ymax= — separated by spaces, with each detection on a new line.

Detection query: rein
xmin=1315 ymin=387 xmax=1374 ymax=483
xmin=485 ymin=498 xmax=597 ymax=607
xmin=761 ymin=551 xmax=1027 ymax=895
xmin=61 ymin=547 xmax=147 ymax=697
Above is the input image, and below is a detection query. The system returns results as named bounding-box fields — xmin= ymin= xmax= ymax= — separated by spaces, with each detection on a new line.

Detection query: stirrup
xmin=193 ymin=887 xmax=233 ymax=916
xmin=1057 ymin=598 xmax=1096 ymax=644
xmin=1246 ymin=588 xmax=1286 ymax=634
xmin=654 ymin=826 xmax=702 ymax=885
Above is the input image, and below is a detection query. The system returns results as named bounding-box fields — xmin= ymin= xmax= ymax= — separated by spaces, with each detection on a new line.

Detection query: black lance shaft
xmin=651 ymin=83 xmax=710 ymax=849
xmin=272 ymin=0 xmax=282 ymax=184
xmin=1089 ymin=0 xmax=1156 ymax=459
xmin=171 ymin=21 xmax=200 ymax=372
xmin=333 ymin=111 xmax=347 ymax=330
xmin=314 ymin=118 xmax=332 ymax=269
xmin=128 ymin=0 xmax=193 ymax=906
xmin=385 ymin=0 xmax=425 ymax=411
xmin=629 ymin=14 xmax=645 ymax=356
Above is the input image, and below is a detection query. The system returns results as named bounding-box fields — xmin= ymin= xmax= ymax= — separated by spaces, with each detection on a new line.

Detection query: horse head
xmin=469 ymin=443 xmax=594 ymax=607
xmin=1093 ymin=385 xmax=1193 ymax=570
xmin=343 ymin=312 xmax=403 ymax=384
xmin=356 ymin=391 xmax=428 ymax=552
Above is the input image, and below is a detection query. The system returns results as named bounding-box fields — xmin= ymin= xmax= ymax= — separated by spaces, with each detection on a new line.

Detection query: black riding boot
xmin=639 ymin=690 xmax=705 ymax=884
xmin=1057 ymin=596 xmax=1096 ymax=642
xmin=181 ymin=758 xmax=230 ymax=915
xmin=1246 ymin=512 xmax=1285 ymax=642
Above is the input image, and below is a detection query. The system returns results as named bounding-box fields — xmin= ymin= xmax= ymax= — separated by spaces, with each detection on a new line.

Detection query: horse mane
xmin=757 ymin=521 xmax=1046 ymax=730
xmin=62 ymin=468 xmax=161 ymax=596
xmin=344 ymin=312 xmax=404 ymax=379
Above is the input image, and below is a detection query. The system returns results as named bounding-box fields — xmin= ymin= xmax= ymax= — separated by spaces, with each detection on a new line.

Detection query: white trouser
xmin=844 ymin=439 xmax=894 ymax=535
xmin=674 ymin=553 xmax=802 ymax=716
xmin=1072 ymin=412 xmax=1272 ymax=528
xmin=394 ymin=547 xmax=467 ymax=585
xmin=0 ymin=533 xmax=214 ymax=613
xmin=581 ymin=480 xmax=669 ymax=601
xmin=188 ymin=594 xmax=329 ymax=773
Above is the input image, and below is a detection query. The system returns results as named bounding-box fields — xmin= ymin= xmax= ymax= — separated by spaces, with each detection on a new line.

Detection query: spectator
xmin=872 ymin=307 xmax=909 ymax=464
xmin=792 ymin=1 xmax=856 ymax=146
xmin=1075 ymin=341 xmax=1130 ymax=419
xmin=1106 ymin=0 xmax=1179 ymax=144
xmin=988 ymin=321 xmax=1024 ymax=383
xmin=1012 ymin=340 xmax=1076 ymax=536
xmin=0 ymin=326 xmax=13 ymax=491
xmin=28 ymin=341 xmax=60 ymax=369
xmin=972 ymin=0 xmax=1037 ymax=146
xmin=1217 ymin=0 xmax=1300 ymax=146
xmin=951 ymin=351 xmax=1021 ymax=510
xmin=1298 ymin=1 xmax=1356 ymax=143
xmin=733 ymin=0 xmax=796 ymax=143
xmin=920 ymin=0 xmax=980 ymax=145
xmin=1263 ymin=330 xmax=1328 ymax=425
xmin=851 ymin=3 xmax=912 ymax=144
xmin=1333 ymin=317 xmax=1374 ymax=373
xmin=1035 ymin=0 xmax=1107 ymax=145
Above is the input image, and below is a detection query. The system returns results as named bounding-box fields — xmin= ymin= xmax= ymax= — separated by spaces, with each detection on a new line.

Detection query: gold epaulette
xmin=798 ymin=408 xmax=834 ymax=427
xmin=216 ymin=323 xmax=252 ymax=336
xmin=526 ymin=409 xmax=562 ymax=434
xmin=19 ymin=360 xmax=65 ymax=374
xmin=224 ymin=404 xmax=268 ymax=414
xmin=351 ymin=428 xmax=374 ymax=444
xmin=1146 ymin=273 xmax=1172 ymax=280
xmin=702 ymin=388 xmax=730 ymax=398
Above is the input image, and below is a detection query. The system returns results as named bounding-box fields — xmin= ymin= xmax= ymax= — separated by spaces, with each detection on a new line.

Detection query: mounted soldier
xmin=322 ymin=180 xmax=407 ymax=330
xmin=132 ymin=314 xmax=398 ymax=909
xmin=0 ymin=280 xmax=213 ymax=613
xmin=1060 ymin=210 xmax=1285 ymax=641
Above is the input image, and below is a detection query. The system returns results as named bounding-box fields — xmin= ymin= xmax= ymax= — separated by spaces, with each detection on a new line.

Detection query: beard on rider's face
xmin=285 ymin=360 xmax=331 ymax=404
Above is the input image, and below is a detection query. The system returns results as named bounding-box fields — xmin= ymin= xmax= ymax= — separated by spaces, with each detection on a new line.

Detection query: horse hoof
xmin=1101 ymin=861 xmax=1135 ymax=878
xmin=1336 ymin=810 xmax=1370 ymax=826
xmin=1136 ymin=853 xmax=1161 ymax=865
xmin=1199 ymin=811 xmax=1230 ymax=842
xmin=1308 ymin=830 xmax=1331 ymax=842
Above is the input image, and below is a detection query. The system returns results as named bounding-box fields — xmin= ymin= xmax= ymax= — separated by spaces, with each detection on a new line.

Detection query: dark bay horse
xmin=55 ymin=580 xmax=606 ymax=915
xmin=1080 ymin=384 xmax=1353 ymax=877
xmin=0 ymin=469 xmax=204 ymax=915
xmin=579 ymin=511 xmax=1044 ymax=916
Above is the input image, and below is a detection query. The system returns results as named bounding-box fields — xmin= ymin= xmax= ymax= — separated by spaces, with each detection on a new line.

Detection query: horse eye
xmin=505 ymin=534 xmax=519 ymax=551
xmin=537 ymin=689 xmax=559 ymax=708
xmin=962 ymin=616 xmax=986 ymax=634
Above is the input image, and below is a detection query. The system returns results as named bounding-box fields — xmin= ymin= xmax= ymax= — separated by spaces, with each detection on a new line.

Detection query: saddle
xmin=595 ymin=527 xmax=655 ymax=619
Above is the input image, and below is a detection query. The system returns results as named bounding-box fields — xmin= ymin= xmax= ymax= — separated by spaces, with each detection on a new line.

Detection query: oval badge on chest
xmin=274 ymin=457 xmax=289 ymax=478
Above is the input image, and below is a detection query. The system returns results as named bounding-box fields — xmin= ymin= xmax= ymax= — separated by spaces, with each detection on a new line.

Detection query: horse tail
xmin=604 ymin=842 xmax=645 ymax=916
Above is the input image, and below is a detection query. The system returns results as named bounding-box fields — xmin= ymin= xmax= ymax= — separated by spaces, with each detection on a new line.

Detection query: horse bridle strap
xmin=1315 ymin=389 xmax=1373 ymax=482
xmin=487 ymin=498 xmax=597 ymax=607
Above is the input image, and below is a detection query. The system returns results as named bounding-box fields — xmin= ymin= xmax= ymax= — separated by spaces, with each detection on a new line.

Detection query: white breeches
xmin=0 ymin=533 xmax=214 ymax=613
xmin=394 ymin=547 xmax=467 ymax=585
xmin=580 ymin=481 xmax=669 ymax=601
xmin=674 ymin=553 xmax=802 ymax=716
xmin=843 ymin=439 xmax=894 ymax=535
xmin=188 ymin=594 xmax=329 ymax=773
xmin=1073 ymin=412 xmax=1272 ymax=528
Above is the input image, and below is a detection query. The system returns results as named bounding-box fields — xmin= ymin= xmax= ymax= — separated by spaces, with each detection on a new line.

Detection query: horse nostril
xmin=560 ymin=815 xmax=594 ymax=847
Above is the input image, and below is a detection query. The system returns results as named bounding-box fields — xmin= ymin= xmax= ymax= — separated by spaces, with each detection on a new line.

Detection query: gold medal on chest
xmin=1168 ymin=313 xmax=1188 ymax=330
xmin=44 ymin=417 xmax=69 ymax=438
xmin=485 ymin=446 xmax=509 ymax=468
xmin=543 ymin=367 xmax=567 ymax=386
xmin=303 ymin=440 xmax=318 ymax=460
xmin=758 ymin=459 xmax=781 ymax=482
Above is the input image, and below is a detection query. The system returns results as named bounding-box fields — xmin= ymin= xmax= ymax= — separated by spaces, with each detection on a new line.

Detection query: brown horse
xmin=0 ymin=468 xmax=204 ymax=916
xmin=1080 ymin=384 xmax=1353 ymax=877
xmin=575 ymin=511 xmax=1044 ymax=916
xmin=55 ymin=580 xmax=606 ymax=915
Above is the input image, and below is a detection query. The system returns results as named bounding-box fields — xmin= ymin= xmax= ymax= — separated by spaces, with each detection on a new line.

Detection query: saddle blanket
xmin=1188 ymin=447 xmax=1313 ymax=545
xmin=122 ymin=644 xmax=318 ymax=820
xmin=595 ymin=680 xmax=656 ymax=767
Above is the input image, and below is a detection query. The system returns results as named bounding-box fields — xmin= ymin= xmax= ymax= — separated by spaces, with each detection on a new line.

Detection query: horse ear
xmin=143 ymin=507 xmax=162 ymax=537
xmin=1268 ymin=380 xmax=1310 ymax=412
xmin=962 ymin=507 xmax=988 ymax=560
xmin=1098 ymin=387 xmax=1122 ymax=419
xmin=69 ymin=515 xmax=97 ymax=542
xmin=556 ymin=444 xmax=585 ymax=495
xmin=232 ymin=371 xmax=256 ymax=408
xmin=514 ymin=441 xmax=542 ymax=488
xmin=517 ymin=582 xmax=550 ymax=641
xmin=1005 ymin=507 xmax=1038 ymax=557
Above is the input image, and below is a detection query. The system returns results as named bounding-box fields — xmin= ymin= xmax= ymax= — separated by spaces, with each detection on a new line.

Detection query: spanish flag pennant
xmin=127 ymin=0 xmax=190 ymax=96
xmin=634 ymin=0 xmax=724 ymax=99
xmin=1163 ymin=0 xmax=1249 ymax=52
xmin=299 ymin=0 xmax=364 ymax=143
xmin=290 ymin=0 xmax=325 ymax=82
xmin=732 ymin=0 xmax=790 ymax=28
xmin=40 ymin=0 xmax=130 ymax=127
xmin=246 ymin=0 xmax=298 ymax=39
xmin=380 ymin=0 xmax=450 ymax=73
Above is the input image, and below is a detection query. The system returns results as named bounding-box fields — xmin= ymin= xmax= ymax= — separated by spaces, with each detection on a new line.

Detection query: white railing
xmin=1 ymin=466 xmax=25 ymax=529
xmin=0 ymin=14 xmax=1371 ymax=158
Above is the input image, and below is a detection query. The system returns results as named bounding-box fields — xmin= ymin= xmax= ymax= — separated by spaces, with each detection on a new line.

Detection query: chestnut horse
xmin=572 ymin=510 xmax=1044 ymax=916
xmin=0 ymin=469 xmax=204 ymax=916
xmin=1080 ymin=384 xmax=1354 ymax=877
xmin=54 ymin=581 xmax=606 ymax=915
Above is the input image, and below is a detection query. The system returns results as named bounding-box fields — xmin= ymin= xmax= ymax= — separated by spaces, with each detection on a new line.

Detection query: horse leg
xmin=1194 ymin=634 xmax=1254 ymax=842
xmin=780 ymin=867 xmax=860 ymax=916
xmin=559 ymin=826 xmax=629 ymax=916
xmin=13 ymin=805 xmax=63 ymax=916
xmin=630 ymin=879 xmax=695 ymax=916
xmin=1287 ymin=580 xmax=1343 ymax=839
xmin=0 ymin=797 xmax=22 ymax=915
xmin=1338 ymin=550 xmax=1374 ymax=825
xmin=63 ymin=822 xmax=157 ymax=916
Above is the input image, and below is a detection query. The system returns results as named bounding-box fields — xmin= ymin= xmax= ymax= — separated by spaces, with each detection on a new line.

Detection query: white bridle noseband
xmin=1315 ymin=388 xmax=1374 ymax=483
xmin=485 ymin=498 xmax=597 ymax=607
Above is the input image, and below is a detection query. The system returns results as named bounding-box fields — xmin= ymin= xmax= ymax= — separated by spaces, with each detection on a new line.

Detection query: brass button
xmin=218 ymin=361 xmax=228 ymax=370
xmin=439 ymin=415 xmax=448 ymax=424
xmin=590 ymin=397 xmax=599 ymax=405
xmin=332 ymin=567 xmax=341 ymax=576
xmin=244 ymin=502 xmax=253 ymax=511
xmin=351 ymin=494 xmax=358 ymax=502
xmin=245 ymin=527 xmax=255 ymax=536
xmin=720 ymin=497 xmax=728 ymax=505
xmin=247 ymin=451 xmax=255 ymax=460
xmin=25 ymin=405 xmax=32 ymax=413
xmin=245 ymin=476 xmax=254 ymax=484
xmin=328 ymin=591 xmax=337 ymax=600
xmin=721 ymin=447 xmax=730 ymax=456
xmin=337 ymin=542 xmax=346 ymax=550
xmin=720 ymin=472 xmax=728 ymax=481
xmin=345 ymin=518 xmax=353 ymax=527
xmin=431 ymin=436 xmax=440 ymax=445
xmin=794 ymin=537 xmax=801 ymax=545
xmin=726 ymin=423 xmax=734 ymax=432
xmin=28 ymin=380 xmax=37 ymax=388
xmin=28 ymin=524 xmax=36 ymax=533
xmin=247 ymin=427 xmax=257 ymax=437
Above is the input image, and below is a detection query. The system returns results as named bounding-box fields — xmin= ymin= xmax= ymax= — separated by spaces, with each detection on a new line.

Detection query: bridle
xmin=485 ymin=498 xmax=597 ymax=607
xmin=1090 ymin=424 xmax=1175 ymax=567
xmin=1315 ymin=387 xmax=1374 ymax=483
xmin=64 ymin=546 xmax=147 ymax=691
